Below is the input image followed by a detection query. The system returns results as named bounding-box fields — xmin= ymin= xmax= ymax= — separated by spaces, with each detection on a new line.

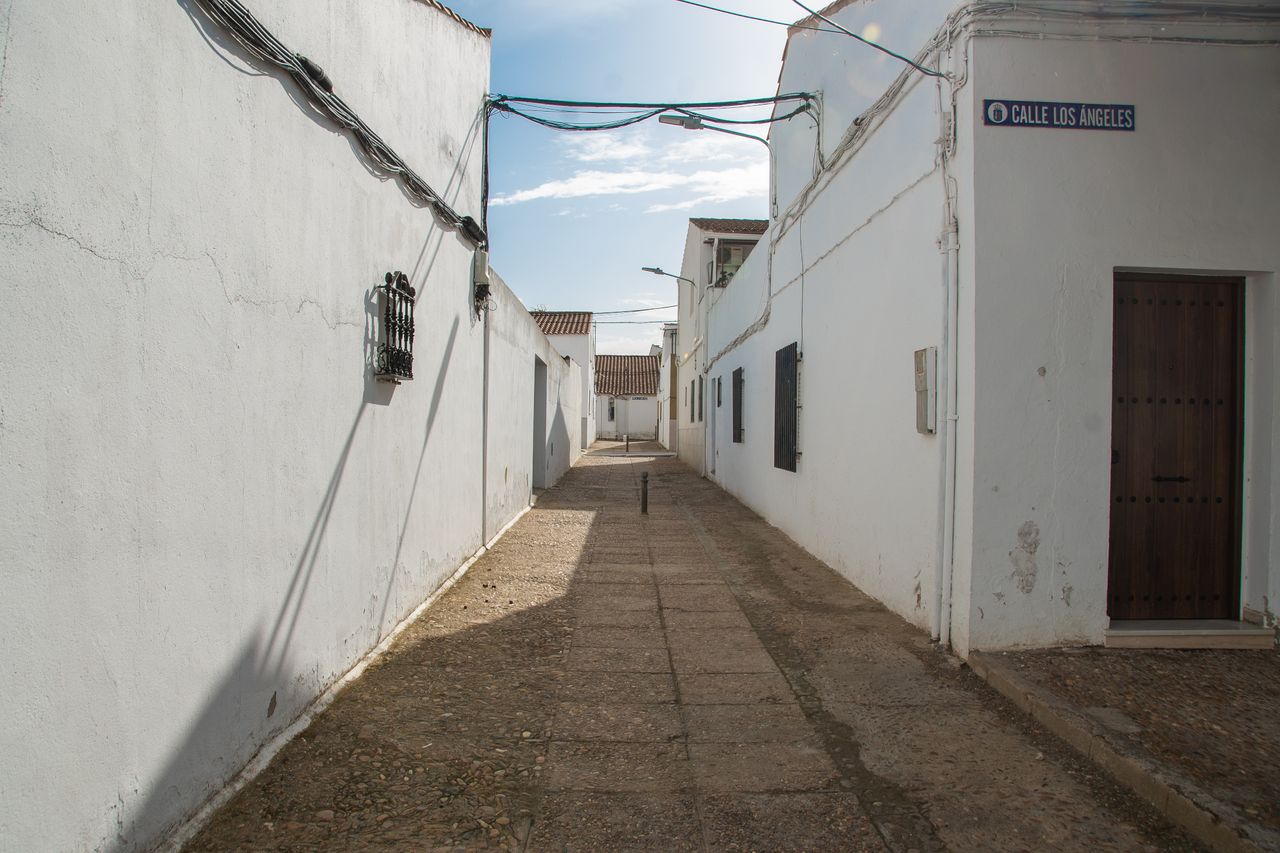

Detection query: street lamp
xmin=642 ymin=266 xmax=695 ymax=285
xmin=657 ymin=113 xmax=770 ymax=148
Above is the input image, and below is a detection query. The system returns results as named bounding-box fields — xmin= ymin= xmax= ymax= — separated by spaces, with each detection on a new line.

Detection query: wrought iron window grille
xmin=376 ymin=271 xmax=416 ymax=382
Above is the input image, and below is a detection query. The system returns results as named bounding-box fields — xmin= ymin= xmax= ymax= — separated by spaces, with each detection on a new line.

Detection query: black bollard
xmin=641 ymin=472 xmax=649 ymax=514
xmin=625 ymin=433 xmax=630 ymax=454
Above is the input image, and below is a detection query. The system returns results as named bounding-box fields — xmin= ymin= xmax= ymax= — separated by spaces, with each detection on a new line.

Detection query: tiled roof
xmin=414 ymin=0 xmax=492 ymax=37
xmin=689 ymin=218 xmax=768 ymax=235
xmin=531 ymin=311 xmax=592 ymax=337
xmin=595 ymin=355 xmax=660 ymax=397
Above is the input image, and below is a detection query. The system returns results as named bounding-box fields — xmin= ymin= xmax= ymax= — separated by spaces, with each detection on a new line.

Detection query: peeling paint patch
xmin=1062 ymin=585 xmax=1073 ymax=606
xmin=1009 ymin=521 xmax=1040 ymax=594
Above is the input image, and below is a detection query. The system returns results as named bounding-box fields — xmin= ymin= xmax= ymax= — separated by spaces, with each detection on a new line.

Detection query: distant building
xmin=674 ymin=218 xmax=767 ymax=475
xmin=531 ymin=311 xmax=597 ymax=449
xmin=596 ymin=355 xmax=660 ymax=440
xmin=657 ymin=322 xmax=679 ymax=451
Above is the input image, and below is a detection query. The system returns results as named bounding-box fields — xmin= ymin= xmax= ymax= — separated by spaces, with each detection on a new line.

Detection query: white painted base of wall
xmin=154 ymin=499 xmax=538 ymax=852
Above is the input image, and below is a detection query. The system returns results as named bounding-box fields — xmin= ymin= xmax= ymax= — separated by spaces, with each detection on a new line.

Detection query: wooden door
xmin=1108 ymin=273 xmax=1243 ymax=620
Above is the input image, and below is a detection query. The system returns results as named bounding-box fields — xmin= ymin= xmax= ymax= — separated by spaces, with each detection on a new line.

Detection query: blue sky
xmin=445 ymin=0 xmax=793 ymax=353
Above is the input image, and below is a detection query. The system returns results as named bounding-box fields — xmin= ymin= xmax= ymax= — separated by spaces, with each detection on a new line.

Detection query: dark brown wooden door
xmin=1108 ymin=273 xmax=1243 ymax=620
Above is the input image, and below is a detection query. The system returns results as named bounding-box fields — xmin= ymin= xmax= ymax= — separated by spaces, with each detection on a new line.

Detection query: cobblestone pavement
xmin=186 ymin=454 xmax=1201 ymax=852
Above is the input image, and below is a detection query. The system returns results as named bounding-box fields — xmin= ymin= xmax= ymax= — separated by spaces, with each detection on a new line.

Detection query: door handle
xmin=1151 ymin=475 xmax=1190 ymax=483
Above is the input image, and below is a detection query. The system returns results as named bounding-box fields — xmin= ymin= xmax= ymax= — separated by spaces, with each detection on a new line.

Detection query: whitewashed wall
xmin=957 ymin=33 xmax=1280 ymax=652
xmin=0 ymin=1 xmax=566 ymax=850
xmin=546 ymin=332 xmax=596 ymax=449
xmin=676 ymin=233 xmax=707 ymax=471
xmin=484 ymin=273 xmax=581 ymax=541
xmin=705 ymin=74 xmax=949 ymax=633
xmin=703 ymin=0 xmax=1280 ymax=656
xmin=597 ymin=395 xmax=659 ymax=440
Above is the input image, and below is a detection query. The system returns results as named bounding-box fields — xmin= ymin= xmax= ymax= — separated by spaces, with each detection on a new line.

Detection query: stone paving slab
xmin=972 ymin=649 xmax=1279 ymax=852
xmin=184 ymin=455 xmax=1205 ymax=852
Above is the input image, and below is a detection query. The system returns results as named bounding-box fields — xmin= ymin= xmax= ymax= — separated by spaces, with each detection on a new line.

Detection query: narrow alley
xmin=185 ymin=452 xmax=1198 ymax=852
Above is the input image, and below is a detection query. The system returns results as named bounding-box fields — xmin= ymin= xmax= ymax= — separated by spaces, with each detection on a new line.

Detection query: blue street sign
xmin=983 ymin=99 xmax=1135 ymax=131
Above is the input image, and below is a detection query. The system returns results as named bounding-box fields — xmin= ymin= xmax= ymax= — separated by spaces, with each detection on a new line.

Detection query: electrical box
xmin=472 ymin=249 xmax=490 ymax=286
xmin=914 ymin=347 xmax=937 ymax=435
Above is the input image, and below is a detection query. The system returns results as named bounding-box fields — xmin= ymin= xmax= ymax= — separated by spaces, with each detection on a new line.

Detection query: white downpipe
xmin=937 ymin=193 xmax=960 ymax=647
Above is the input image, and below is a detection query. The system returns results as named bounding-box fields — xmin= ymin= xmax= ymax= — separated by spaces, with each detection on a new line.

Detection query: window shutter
xmin=732 ymin=367 xmax=744 ymax=443
xmin=774 ymin=343 xmax=798 ymax=471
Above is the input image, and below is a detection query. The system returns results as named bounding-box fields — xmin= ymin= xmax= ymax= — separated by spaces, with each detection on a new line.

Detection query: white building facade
xmin=675 ymin=219 xmax=767 ymax=474
xmin=0 ymin=2 xmax=579 ymax=850
xmin=696 ymin=0 xmax=1280 ymax=656
xmin=530 ymin=311 xmax=598 ymax=449
xmin=657 ymin=322 xmax=679 ymax=450
xmin=596 ymin=355 xmax=661 ymax=440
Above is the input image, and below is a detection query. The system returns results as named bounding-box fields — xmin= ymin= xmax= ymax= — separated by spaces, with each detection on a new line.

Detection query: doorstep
xmin=1105 ymin=619 xmax=1275 ymax=650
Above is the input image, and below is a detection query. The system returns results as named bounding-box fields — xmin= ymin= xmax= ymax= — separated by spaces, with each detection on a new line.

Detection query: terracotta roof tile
xmin=531 ymin=311 xmax=592 ymax=337
xmin=689 ymin=218 xmax=768 ymax=235
xmin=595 ymin=355 xmax=659 ymax=396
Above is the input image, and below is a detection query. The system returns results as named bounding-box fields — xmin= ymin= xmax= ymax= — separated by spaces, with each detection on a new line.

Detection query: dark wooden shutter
xmin=732 ymin=367 xmax=744 ymax=442
xmin=774 ymin=343 xmax=798 ymax=471
xmin=698 ymin=376 xmax=704 ymax=422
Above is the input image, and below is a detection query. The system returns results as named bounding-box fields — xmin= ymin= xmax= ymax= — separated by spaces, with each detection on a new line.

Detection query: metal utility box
xmin=914 ymin=347 xmax=937 ymax=435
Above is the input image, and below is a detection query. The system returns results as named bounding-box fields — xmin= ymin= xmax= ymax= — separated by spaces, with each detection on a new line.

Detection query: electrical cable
xmin=670 ymin=0 xmax=843 ymax=34
xmin=786 ymin=0 xmax=947 ymax=77
xmin=491 ymin=93 xmax=812 ymax=110
xmin=189 ymin=0 xmax=487 ymax=246
xmin=488 ymin=97 xmax=815 ymax=136
xmin=593 ymin=305 xmax=678 ymax=315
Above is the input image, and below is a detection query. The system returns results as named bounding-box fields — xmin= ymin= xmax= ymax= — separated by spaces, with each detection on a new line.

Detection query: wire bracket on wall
xmin=188 ymin=0 xmax=486 ymax=248
xmin=376 ymin=272 xmax=416 ymax=383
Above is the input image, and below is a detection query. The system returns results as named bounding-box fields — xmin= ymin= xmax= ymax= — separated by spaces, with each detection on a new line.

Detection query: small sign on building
xmin=983 ymin=99 xmax=1135 ymax=131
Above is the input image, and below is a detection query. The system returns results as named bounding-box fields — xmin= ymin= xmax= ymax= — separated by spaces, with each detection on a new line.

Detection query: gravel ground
xmin=996 ymin=647 xmax=1280 ymax=846
xmin=184 ymin=452 xmax=1203 ymax=851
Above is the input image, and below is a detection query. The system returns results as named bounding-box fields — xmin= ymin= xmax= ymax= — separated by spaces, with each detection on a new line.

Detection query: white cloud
xmin=490 ymin=169 xmax=686 ymax=206
xmin=489 ymin=125 xmax=769 ymax=211
xmin=620 ymin=295 xmax=669 ymax=308
xmin=492 ymin=159 xmax=768 ymax=211
xmin=562 ymin=135 xmax=652 ymax=163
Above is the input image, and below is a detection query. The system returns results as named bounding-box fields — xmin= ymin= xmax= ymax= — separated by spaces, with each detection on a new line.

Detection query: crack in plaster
xmin=0 ymin=213 xmax=360 ymax=331
xmin=0 ymin=0 xmax=14 ymax=107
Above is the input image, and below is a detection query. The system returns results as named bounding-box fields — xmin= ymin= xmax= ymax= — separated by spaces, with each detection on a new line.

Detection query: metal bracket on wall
xmin=376 ymin=271 xmax=415 ymax=383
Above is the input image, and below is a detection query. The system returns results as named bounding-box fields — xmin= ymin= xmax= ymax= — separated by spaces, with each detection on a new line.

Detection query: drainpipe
xmin=481 ymin=304 xmax=490 ymax=544
xmin=935 ymin=185 xmax=960 ymax=647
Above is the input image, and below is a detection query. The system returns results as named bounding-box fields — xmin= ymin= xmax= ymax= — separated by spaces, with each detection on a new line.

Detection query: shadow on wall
xmin=108 ymin=314 xmax=463 ymax=850
xmin=103 ymin=8 xmax=491 ymax=847
xmin=549 ymin=399 xmax=570 ymax=476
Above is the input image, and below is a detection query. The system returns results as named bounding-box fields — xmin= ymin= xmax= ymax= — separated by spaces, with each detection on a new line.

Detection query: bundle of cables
xmin=190 ymin=0 xmax=487 ymax=247
xmin=486 ymin=94 xmax=816 ymax=134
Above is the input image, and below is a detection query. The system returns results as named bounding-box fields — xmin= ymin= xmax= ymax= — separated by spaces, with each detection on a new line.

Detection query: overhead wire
xmin=593 ymin=305 xmax=678 ymax=315
xmin=786 ymin=0 xmax=947 ymax=77
xmin=189 ymin=0 xmax=487 ymax=246
xmin=670 ymin=0 xmax=844 ymax=34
